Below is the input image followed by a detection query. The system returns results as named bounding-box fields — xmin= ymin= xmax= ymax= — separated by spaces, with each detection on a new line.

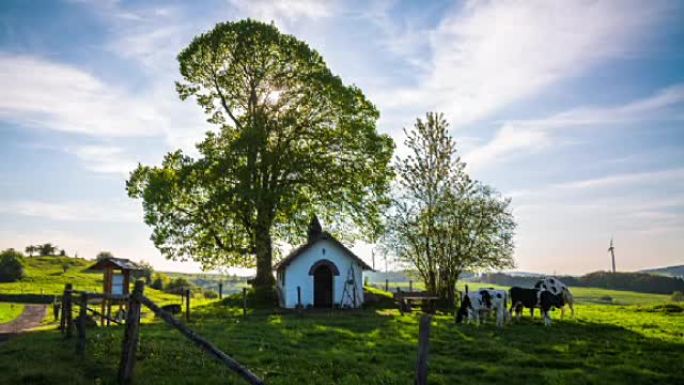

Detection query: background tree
xmin=150 ymin=273 xmax=169 ymax=290
xmin=135 ymin=260 xmax=154 ymax=284
xmin=0 ymin=248 xmax=25 ymax=282
xmin=96 ymin=251 xmax=114 ymax=261
xmin=127 ymin=20 xmax=394 ymax=296
xmin=38 ymin=243 xmax=57 ymax=256
xmin=25 ymin=245 xmax=36 ymax=257
xmin=384 ymin=112 xmax=515 ymax=305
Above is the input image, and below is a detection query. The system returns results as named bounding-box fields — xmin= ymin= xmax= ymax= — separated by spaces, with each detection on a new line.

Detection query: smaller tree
xmin=384 ymin=112 xmax=515 ymax=305
xmin=0 ymin=249 xmax=25 ymax=282
xmin=135 ymin=261 xmax=154 ymax=284
xmin=38 ymin=243 xmax=57 ymax=256
xmin=59 ymin=249 xmax=66 ymax=257
xmin=96 ymin=251 xmax=114 ymax=261
xmin=150 ymin=273 xmax=169 ymax=290
xmin=25 ymin=245 xmax=36 ymax=257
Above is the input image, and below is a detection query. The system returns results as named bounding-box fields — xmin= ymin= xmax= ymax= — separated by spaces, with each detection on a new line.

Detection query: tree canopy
xmin=384 ymin=113 xmax=515 ymax=305
xmin=127 ymin=20 xmax=394 ymax=292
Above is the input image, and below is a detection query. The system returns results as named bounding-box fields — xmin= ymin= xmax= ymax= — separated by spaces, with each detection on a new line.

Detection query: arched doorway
xmin=313 ymin=264 xmax=334 ymax=307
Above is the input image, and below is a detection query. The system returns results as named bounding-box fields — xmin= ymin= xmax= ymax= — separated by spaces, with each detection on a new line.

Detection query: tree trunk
xmin=252 ymin=210 xmax=275 ymax=300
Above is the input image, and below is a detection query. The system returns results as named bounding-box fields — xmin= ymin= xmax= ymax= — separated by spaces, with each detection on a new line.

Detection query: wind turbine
xmin=608 ymin=237 xmax=616 ymax=273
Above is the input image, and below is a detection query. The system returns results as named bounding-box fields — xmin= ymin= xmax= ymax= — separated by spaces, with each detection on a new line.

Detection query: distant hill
xmin=478 ymin=271 xmax=684 ymax=295
xmin=640 ymin=265 xmax=684 ymax=278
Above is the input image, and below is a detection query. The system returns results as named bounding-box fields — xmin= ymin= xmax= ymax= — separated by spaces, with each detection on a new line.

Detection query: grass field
xmin=0 ymin=303 xmax=24 ymax=324
xmin=0 ymin=284 xmax=682 ymax=385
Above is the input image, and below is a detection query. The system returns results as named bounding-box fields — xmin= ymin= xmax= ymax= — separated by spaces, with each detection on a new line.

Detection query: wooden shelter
xmin=87 ymin=257 xmax=143 ymax=325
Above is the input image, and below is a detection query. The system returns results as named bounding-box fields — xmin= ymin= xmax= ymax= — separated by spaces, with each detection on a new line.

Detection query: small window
xmin=281 ymin=270 xmax=286 ymax=286
xmin=112 ymin=274 xmax=124 ymax=295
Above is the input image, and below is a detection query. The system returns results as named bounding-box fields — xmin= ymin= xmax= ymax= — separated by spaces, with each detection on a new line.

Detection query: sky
xmin=0 ymin=0 xmax=683 ymax=275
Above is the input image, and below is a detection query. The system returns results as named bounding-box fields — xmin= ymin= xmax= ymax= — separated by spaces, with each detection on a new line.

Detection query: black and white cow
xmin=509 ymin=286 xmax=565 ymax=326
xmin=534 ymin=277 xmax=575 ymax=318
xmin=456 ymin=287 xmax=509 ymax=327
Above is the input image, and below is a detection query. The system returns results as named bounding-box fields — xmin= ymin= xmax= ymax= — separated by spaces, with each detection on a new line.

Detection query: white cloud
xmin=227 ymin=0 xmax=335 ymax=23
xmin=553 ymin=168 xmax=684 ymax=191
xmin=0 ymin=200 xmax=140 ymax=222
xmin=0 ymin=54 xmax=166 ymax=137
xmin=463 ymin=84 xmax=684 ymax=171
xmin=376 ymin=0 xmax=670 ymax=128
xmin=68 ymin=145 xmax=138 ymax=176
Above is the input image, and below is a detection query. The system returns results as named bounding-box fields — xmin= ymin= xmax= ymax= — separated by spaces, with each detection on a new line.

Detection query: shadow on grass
xmin=0 ymin=304 xmax=682 ymax=385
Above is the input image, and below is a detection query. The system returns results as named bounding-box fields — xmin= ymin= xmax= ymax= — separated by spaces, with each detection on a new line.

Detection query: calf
xmin=539 ymin=290 xmax=565 ymax=326
xmin=509 ymin=286 xmax=539 ymax=320
xmin=535 ymin=277 xmax=575 ymax=318
xmin=456 ymin=288 xmax=509 ymax=327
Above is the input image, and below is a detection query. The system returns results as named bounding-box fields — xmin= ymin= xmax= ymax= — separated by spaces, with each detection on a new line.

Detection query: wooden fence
xmin=59 ymin=281 xmax=265 ymax=385
xmin=58 ymin=282 xmax=434 ymax=385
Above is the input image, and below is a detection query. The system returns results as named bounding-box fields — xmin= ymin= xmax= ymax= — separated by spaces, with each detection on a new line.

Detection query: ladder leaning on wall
xmin=340 ymin=262 xmax=360 ymax=308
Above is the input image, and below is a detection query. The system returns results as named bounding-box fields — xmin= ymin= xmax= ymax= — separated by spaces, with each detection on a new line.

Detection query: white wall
xmin=276 ymin=239 xmax=365 ymax=308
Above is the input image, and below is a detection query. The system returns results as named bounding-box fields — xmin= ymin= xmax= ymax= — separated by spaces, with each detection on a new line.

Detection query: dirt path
xmin=0 ymin=304 xmax=48 ymax=342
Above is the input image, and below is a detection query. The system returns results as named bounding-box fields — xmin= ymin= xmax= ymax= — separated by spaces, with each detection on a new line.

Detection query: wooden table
xmin=393 ymin=291 xmax=439 ymax=314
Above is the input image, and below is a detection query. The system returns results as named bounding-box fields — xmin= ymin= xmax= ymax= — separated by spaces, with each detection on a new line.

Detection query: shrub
xmin=671 ymin=291 xmax=684 ymax=302
xmin=0 ymin=248 xmax=25 ymax=282
xmin=203 ymin=290 xmax=219 ymax=299
xmin=165 ymin=277 xmax=193 ymax=293
xmin=150 ymin=273 xmax=169 ymax=290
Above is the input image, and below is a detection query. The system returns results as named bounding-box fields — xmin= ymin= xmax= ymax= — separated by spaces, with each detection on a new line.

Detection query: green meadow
xmin=0 ymin=284 xmax=682 ymax=385
xmin=0 ymin=303 xmax=24 ymax=324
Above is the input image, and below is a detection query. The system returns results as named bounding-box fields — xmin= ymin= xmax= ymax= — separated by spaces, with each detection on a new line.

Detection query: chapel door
xmin=313 ymin=265 xmax=333 ymax=307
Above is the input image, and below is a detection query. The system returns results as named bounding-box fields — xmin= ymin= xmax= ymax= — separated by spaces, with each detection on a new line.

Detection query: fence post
xmin=185 ymin=289 xmax=191 ymax=323
xmin=64 ymin=284 xmax=73 ymax=339
xmin=107 ymin=302 xmax=112 ymax=327
xmin=118 ymin=280 xmax=144 ymax=385
xmin=59 ymin=284 xmax=70 ymax=333
xmin=385 ymin=279 xmax=389 ymax=292
xmin=409 ymin=280 xmax=413 ymax=292
xmin=415 ymin=314 xmax=432 ymax=385
xmin=218 ymin=283 xmax=223 ymax=300
xmin=76 ymin=292 xmax=88 ymax=355
xmin=53 ymin=299 xmax=60 ymax=322
xmin=242 ymin=288 xmax=247 ymax=318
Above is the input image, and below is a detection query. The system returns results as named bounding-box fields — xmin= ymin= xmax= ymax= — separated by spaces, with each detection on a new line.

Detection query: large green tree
xmin=127 ymin=20 xmax=394 ymax=294
xmin=384 ymin=112 xmax=515 ymax=306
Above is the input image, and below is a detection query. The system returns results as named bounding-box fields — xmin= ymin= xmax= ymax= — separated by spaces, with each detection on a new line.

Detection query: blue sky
xmin=0 ymin=0 xmax=682 ymax=275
